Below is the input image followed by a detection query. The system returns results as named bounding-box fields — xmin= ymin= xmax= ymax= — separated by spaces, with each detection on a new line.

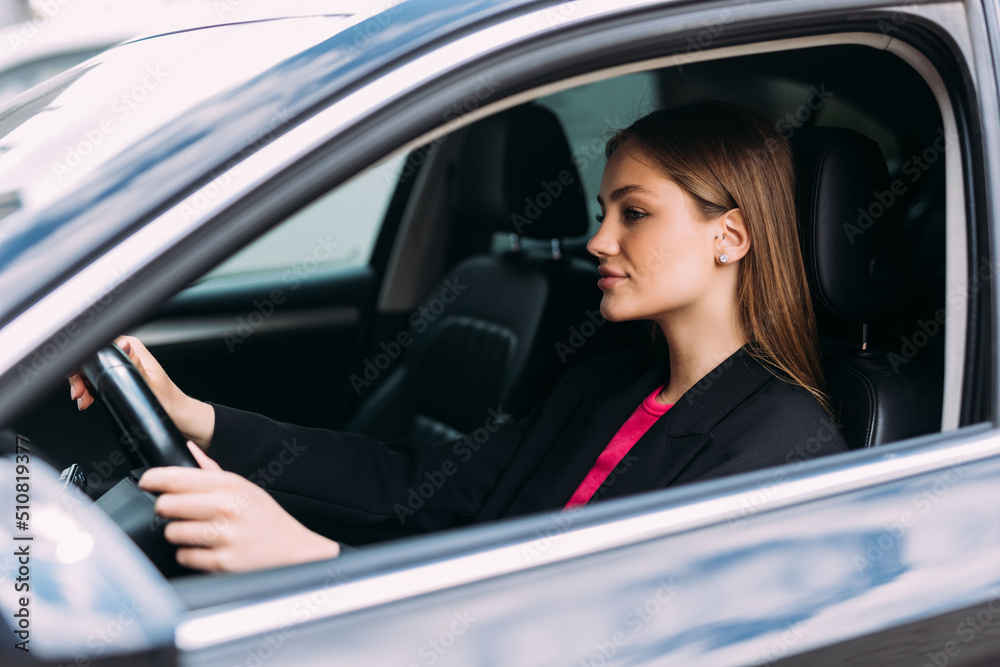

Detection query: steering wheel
xmin=79 ymin=342 xmax=198 ymax=469
xmin=78 ymin=342 xmax=198 ymax=576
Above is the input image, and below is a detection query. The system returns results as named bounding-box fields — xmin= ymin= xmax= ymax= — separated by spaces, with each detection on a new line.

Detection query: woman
xmin=68 ymin=100 xmax=848 ymax=572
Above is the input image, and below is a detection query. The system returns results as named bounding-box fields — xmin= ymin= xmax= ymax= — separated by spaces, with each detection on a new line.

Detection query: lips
xmin=597 ymin=266 xmax=627 ymax=278
xmin=597 ymin=266 xmax=627 ymax=289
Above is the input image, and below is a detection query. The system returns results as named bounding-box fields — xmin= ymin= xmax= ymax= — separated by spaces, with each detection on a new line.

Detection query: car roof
xmin=0 ymin=0 xmax=362 ymax=71
xmin=0 ymin=0 xmax=545 ymax=329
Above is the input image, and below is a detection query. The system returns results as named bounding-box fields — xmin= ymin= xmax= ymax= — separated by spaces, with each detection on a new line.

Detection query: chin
xmin=598 ymin=301 xmax=634 ymax=323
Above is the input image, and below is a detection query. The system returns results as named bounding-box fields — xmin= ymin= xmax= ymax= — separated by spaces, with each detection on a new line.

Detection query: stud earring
xmin=719 ymin=254 xmax=729 ymax=263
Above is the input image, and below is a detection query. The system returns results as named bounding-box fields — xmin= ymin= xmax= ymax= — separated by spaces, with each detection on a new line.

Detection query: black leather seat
xmin=345 ymin=104 xmax=646 ymax=442
xmin=790 ymin=126 xmax=943 ymax=449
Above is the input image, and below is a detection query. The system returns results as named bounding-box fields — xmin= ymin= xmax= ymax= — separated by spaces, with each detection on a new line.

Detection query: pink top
xmin=563 ymin=383 xmax=672 ymax=510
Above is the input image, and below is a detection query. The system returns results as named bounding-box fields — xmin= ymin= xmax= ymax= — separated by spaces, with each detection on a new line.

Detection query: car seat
xmin=790 ymin=126 xmax=943 ymax=448
xmin=345 ymin=103 xmax=647 ymax=442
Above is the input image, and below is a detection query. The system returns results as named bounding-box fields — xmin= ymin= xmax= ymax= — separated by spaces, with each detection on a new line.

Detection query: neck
xmin=653 ymin=300 xmax=746 ymax=405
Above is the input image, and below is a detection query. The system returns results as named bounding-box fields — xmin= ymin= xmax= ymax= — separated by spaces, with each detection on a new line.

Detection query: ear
xmin=714 ymin=208 xmax=750 ymax=263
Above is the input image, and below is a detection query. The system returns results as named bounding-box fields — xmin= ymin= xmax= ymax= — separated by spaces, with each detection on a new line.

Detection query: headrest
xmin=453 ymin=103 xmax=589 ymax=239
xmin=791 ymin=126 xmax=903 ymax=323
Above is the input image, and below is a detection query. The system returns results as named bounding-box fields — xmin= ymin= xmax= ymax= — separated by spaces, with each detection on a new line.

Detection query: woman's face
xmin=586 ymin=144 xmax=723 ymax=324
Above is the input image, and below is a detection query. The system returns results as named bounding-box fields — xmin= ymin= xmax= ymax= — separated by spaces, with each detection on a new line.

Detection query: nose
xmin=586 ymin=219 xmax=619 ymax=258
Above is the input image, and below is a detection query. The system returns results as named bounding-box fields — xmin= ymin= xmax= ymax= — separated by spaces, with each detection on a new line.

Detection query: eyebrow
xmin=596 ymin=184 xmax=655 ymax=206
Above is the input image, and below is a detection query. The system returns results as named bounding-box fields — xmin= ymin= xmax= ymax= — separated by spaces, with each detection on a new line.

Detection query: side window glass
xmin=204 ymin=153 xmax=406 ymax=279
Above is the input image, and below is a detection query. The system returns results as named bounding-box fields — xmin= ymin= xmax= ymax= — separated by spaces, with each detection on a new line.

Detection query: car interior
xmin=11 ymin=39 xmax=952 ymax=563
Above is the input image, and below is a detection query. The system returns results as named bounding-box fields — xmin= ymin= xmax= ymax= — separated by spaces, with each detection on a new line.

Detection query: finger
xmin=175 ymin=546 xmax=229 ymax=572
xmin=154 ymin=491 xmax=236 ymax=521
xmin=113 ymin=334 xmax=133 ymax=354
xmin=138 ymin=466 xmax=227 ymax=494
xmin=118 ymin=334 xmax=158 ymax=370
xmin=114 ymin=335 xmax=144 ymax=372
xmin=188 ymin=441 xmax=222 ymax=471
xmin=68 ymin=374 xmax=89 ymax=401
xmin=163 ymin=519 xmax=228 ymax=547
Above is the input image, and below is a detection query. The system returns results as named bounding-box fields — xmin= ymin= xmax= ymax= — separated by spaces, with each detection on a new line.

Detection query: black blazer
xmin=208 ymin=345 xmax=848 ymax=545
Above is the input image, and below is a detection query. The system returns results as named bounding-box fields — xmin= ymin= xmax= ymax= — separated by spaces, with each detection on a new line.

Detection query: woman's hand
xmin=139 ymin=442 xmax=341 ymax=572
xmin=67 ymin=335 xmax=216 ymax=450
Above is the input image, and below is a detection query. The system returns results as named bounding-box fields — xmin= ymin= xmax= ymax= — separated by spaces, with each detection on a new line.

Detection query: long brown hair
xmin=606 ymin=99 xmax=830 ymax=414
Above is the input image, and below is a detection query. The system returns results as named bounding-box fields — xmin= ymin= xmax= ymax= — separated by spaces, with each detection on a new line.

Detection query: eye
xmin=623 ymin=207 xmax=647 ymax=222
xmin=595 ymin=212 xmax=605 ymax=224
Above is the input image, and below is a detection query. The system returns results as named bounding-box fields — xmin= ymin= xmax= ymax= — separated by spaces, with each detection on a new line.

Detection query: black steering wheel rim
xmin=78 ymin=342 xmax=200 ymax=578
xmin=79 ymin=342 xmax=198 ymax=469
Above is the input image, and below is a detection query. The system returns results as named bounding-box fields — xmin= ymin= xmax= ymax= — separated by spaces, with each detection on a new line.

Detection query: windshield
xmin=0 ymin=16 xmax=354 ymax=219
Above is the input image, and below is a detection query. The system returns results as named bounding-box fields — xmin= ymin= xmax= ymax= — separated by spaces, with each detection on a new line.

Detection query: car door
xmin=152 ymin=1 xmax=994 ymax=665
xmin=0 ymin=0 xmax=998 ymax=665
